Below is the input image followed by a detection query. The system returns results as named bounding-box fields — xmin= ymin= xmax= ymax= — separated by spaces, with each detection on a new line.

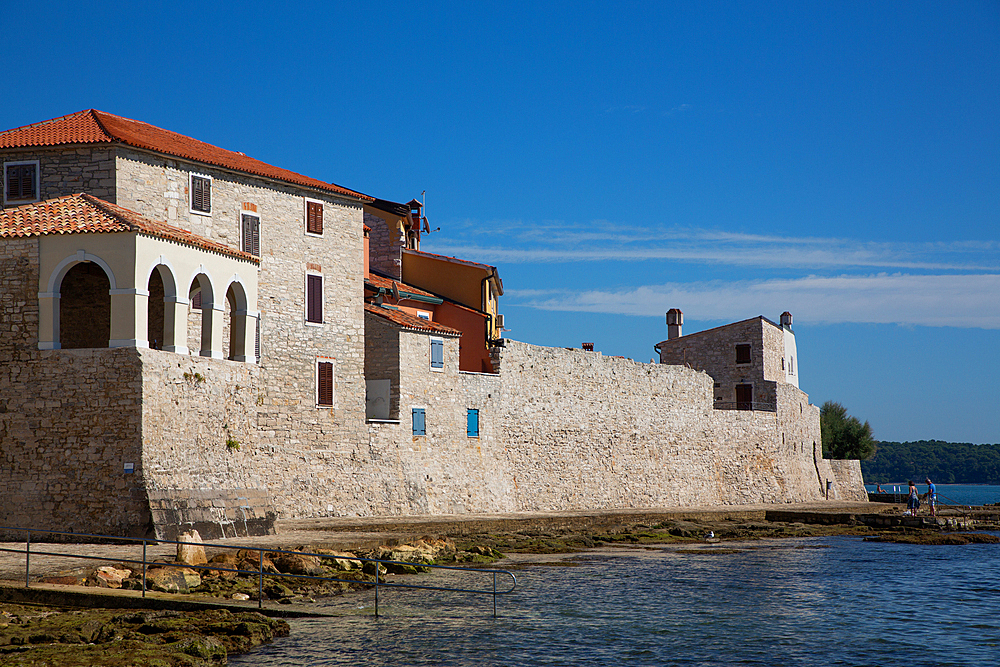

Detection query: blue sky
xmin=5 ymin=1 xmax=998 ymax=444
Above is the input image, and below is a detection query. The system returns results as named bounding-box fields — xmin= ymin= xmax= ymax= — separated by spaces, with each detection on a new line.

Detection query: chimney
xmin=666 ymin=308 xmax=683 ymax=340
xmin=780 ymin=311 xmax=793 ymax=329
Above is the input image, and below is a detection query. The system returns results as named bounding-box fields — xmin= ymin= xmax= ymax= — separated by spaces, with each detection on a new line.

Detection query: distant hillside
xmin=862 ymin=440 xmax=1000 ymax=484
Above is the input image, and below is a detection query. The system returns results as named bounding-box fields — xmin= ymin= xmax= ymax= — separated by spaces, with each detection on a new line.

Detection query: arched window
xmin=147 ymin=269 xmax=166 ymax=350
xmin=225 ymin=280 xmax=250 ymax=362
xmin=187 ymin=273 xmax=215 ymax=357
xmin=146 ymin=263 xmax=178 ymax=352
xmin=59 ymin=262 xmax=111 ymax=349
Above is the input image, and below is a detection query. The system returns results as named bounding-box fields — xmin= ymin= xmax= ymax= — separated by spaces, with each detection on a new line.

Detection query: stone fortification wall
xmin=137 ymin=349 xmax=274 ymax=540
xmin=365 ymin=329 xmax=508 ymax=516
xmin=0 ymin=348 xmax=149 ymax=538
xmin=0 ymin=147 xmax=116 ymax=210
xmin=494 ymin=341 xmax=865 ymax=509
xmin=349 ymin=339 xmax=865 ymax=518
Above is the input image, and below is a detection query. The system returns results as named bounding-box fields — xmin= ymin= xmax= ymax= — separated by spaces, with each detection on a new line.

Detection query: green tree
xmin=820 ymin=401 xmax=876 ymax=460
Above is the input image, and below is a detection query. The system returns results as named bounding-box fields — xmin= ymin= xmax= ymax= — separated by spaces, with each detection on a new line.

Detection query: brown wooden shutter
xmin=307 ymin=274 xmax=323 ymax=323
xmin=307 ymin=202 xmax=323 ymax=235
xmin=6 ymin=164 xmax=36 ymax=200
xmin=5 ymin=166 xmax=18 ymax=200
xmin=255 ymin=317 xmax=261 ymax=360
xmin=192 ymin=176 xmax=211 ymax=213
xmin=242 ymin=214 xmax=260 ymax=256
xmin=317 ymin=361 xmax=333 ymax=406
xmin=192 ymin=290 xmax=202 ymax=309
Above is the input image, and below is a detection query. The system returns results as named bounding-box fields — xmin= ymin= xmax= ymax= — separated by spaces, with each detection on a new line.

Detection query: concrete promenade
xmin=0 ymin=501 xmax=877 ymax=582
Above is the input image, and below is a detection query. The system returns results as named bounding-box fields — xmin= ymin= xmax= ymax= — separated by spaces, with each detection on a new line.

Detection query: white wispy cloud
xmin=423 ymin=222 xmax=999 ymax=272
xmin=505 ymin=274 xmax=1000 ymax=329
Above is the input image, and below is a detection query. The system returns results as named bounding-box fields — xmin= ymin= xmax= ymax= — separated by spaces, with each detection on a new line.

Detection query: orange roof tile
xmin=364 ymin=303 xmax=461 ymax=336
xmin=0 ymin=194 xmax=258 ymax=263
xmin=0 ymin=110 xmax=372 ymax=202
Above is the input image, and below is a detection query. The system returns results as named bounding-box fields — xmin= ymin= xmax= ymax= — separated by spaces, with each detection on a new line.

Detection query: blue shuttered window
xmin=412 ymin=408 xmax=426 ymax=436
xmin=430 ymin=338 xmax=444 ymax=369
xmin=467 ymin=409 xmax=479 ymax=437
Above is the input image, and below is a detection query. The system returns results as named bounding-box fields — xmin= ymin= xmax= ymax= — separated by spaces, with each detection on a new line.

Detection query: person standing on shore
xmin=907 ymin=480 xmax=919 ymax=513
xmin=926 ymin=478 xmax=937 ymax=517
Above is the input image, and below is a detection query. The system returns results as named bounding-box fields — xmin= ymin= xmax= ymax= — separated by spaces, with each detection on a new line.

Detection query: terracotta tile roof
xmin=0 ymin=110 xmax=372 ymax=202
xmin=364 ymin=303 xmax=461 ymax=336
xmin=0 ymin=194 xmax=258 ymax=263
xmin=365 ymin=272 xmax=439 ymax=299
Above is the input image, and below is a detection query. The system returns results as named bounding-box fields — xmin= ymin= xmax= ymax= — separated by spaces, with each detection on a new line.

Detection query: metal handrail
xmin=0 ymin=526 xmax=517 ymax=618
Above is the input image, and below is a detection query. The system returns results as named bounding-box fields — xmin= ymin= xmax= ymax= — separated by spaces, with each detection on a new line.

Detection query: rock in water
xmin=177 ymin=530 xmax=208 ymax=566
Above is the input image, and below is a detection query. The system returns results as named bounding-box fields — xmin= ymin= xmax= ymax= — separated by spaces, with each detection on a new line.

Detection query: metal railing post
xmin=0 ymin=526 xmax=517 ymax=619
xmin=258 ymin=549 xmax=264 ymax=610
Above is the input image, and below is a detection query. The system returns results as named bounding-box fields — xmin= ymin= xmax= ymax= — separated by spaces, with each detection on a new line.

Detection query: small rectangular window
xmin=430 ymin=338 xmax=444 ymax=370
xmin=306 ymin=200 xmax=324 ymax=235
xmin=317 ymin=358 xmax=334 ymax=406
xmin=242 ymin=213 xmax=260 ymax=256
xmin=191 ymin=174 xmax=212 ymax=214
xmin=467 ymin=409 xmax=479 ymax=437
xmin=735 ymin=344 xmax=751 ymax=364
xmin=307 ymin=274 xmax=323 ymax=324
xmin=412 ymin=408 xmax=426 ymax=436
xmin=4 ymin=161 xmax=39 ymax=204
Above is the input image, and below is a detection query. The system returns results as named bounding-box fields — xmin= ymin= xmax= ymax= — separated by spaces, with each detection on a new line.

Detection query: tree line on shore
xmin=861 ymin=440 xmax=1000 ymax=484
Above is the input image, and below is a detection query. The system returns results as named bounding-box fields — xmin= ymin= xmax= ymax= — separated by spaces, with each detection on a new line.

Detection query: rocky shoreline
xmin=3 ymin=511 xmax=997 ymax=665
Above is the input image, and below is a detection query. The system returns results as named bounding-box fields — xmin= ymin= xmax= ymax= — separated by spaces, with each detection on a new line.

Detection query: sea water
xmin=230 ymin=535 xmax=1000 ymax=666
xmin=865 ymin=483 xmax=1000 ymax=506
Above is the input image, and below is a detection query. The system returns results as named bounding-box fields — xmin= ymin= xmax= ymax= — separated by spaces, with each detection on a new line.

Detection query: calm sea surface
xmin=231 ymin=533 xmax=1000 ymax=667
xmin=865 ymin=483 xmax=1000 ymax=506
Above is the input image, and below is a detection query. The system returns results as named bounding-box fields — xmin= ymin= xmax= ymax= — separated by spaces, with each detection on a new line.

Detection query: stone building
xmin=1 ymin=109 xmax=372 ymax=537
xmin=363 ymin=196 xmax=504 ymax=373
xmin=655 ymin=309 xmax=799 ymax=412
xmin=0 ymin=110 xmax=866 ymax=540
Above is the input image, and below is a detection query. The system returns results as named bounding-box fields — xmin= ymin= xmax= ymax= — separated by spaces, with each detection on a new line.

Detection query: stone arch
xmin=145 ymin=261 xmax=178 ymax=351
xmin=46 ymin=251 xmax=118 ymax=294
xmin=224 ymin=277 xmax=250 ymax=361
xmin=186 ymin=269 xmax=220 ymax=358
xmin=59 ymin=261 xmax=112 ymax=349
